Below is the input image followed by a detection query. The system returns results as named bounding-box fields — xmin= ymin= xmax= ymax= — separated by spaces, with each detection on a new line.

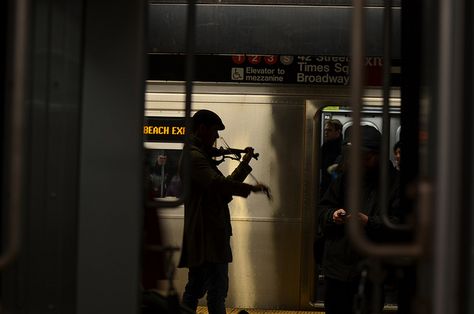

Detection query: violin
xmin=210 ymin=147 xmax=260 ymax=161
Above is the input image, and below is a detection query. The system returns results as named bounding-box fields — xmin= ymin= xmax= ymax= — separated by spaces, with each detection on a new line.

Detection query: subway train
xmin=1 ymin=1 xmax=474 ymax=314
xmin=144 ymin=83 xmax=401 ymax=311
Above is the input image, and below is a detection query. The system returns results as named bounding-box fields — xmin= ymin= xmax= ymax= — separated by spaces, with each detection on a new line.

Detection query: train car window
xmin=145 ymin=147 xmax=183 ymax=200
xmin=142 ymin=115 xmax=186 ymax=202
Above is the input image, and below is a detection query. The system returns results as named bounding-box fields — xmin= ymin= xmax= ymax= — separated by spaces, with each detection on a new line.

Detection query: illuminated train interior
xmin=1 ymin=1 xmax=474 ymax=314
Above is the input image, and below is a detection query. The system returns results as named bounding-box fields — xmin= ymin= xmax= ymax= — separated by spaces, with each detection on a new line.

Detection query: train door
xmin=305 ymin=99 xmax=401 ymax=309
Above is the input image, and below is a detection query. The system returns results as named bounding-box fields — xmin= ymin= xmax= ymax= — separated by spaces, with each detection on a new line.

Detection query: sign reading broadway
xmin=148 ymin=54 xmax=397 ymax=87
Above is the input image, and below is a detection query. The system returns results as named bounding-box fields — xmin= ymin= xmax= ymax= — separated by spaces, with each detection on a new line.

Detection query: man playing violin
xmin=178 ymin=109 xmax=269 ymax=314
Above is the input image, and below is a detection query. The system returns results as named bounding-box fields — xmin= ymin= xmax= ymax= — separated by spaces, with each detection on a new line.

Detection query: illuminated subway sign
xmin=143 ymin=117 xmax=186 ymax=142
xmin=148 ymin=54 xmax=400 ymax=87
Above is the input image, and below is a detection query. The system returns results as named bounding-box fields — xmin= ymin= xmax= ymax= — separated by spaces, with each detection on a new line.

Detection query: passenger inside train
xmin=320 ymin=119 xmax=343 ymax=195
xmin=318 ymin=125 xmax=402 ymax=314
xmin=393 ymin=141 xmax=401 ymax=171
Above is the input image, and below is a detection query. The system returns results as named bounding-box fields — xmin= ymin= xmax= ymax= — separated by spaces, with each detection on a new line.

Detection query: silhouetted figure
xmin=178 ymin=110 xmax=269 ymax=314
xmin=320 ymin=119 xmax=343 ymax=195
xmin=318 ymin=126 xmax=401 ymax=314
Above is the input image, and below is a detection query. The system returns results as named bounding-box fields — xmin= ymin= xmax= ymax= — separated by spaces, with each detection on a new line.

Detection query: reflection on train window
xmin=145 ymin=148 xmax=182 ymax=200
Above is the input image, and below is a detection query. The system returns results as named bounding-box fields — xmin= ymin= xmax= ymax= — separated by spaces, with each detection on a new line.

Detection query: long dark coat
xmin=318 ymin=165 xmax=401 ymax=281
xmin=178 ymin=138 xmax=254 ymax=268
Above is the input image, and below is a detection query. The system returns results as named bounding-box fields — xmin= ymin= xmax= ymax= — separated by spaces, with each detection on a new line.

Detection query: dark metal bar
xmin=347 ymin=0 xmax=427 ymax=257
xmin=0 ymin=0 xmax=29 ymax=270
xmin=379 ymin=0 xmax=410 ymax=231
xmin=347 ymin=0 xmax=365 ymax=257
xmin=433 ymin=0 xmax=465 ymax=312
xmin=147 ymin=0 xmax=196 ymax=208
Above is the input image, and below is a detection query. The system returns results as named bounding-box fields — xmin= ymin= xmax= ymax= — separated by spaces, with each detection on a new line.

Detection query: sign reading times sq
xmin=296 ymin=56 xmax=352 ymax=85
xmin=230 ymin=55 xmax=384 ymax=86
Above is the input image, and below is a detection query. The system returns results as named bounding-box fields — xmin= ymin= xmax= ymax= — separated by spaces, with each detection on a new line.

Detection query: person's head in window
xmin=343 ymin=125 xmax=382 ymax=173
xmin=393 ymin=141 xmax=401 ymax=171
xmin=324 ymin=119 xmax=342 ymax=142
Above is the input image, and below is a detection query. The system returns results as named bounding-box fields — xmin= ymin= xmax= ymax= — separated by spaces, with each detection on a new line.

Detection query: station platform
xmin=196 ymin=307 xmax=324 ymax=314
xmin=196 ymin=304 xmax=396 ymax=313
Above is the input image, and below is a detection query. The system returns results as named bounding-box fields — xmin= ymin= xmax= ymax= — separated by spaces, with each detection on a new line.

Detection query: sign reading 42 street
xmin=148 ymin=54 xmax=396 ymax=87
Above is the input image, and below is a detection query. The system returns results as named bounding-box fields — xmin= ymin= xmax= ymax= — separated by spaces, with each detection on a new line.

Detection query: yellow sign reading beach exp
xmin=143 ymin=117 xmax=186 ymax=142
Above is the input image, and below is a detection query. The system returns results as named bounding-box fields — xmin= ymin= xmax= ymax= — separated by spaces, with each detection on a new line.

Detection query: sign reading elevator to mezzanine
xmin=148 ymin=54 xmax=399 ymax=87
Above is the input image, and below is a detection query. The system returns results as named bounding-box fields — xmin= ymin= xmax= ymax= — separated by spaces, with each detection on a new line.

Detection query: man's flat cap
xmin=192 ymin=109 xmax=225 ymax=130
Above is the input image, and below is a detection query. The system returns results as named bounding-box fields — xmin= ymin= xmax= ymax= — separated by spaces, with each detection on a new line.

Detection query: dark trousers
xmin=182 ymin=263 xmax=229 ymax=314
xmin=324 ymin=276 xmax=384 ymax=314
xmin=325 ymin=276 xmax=359 ymax=314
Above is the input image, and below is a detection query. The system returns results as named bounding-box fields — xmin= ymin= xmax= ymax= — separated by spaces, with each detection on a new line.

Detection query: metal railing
xmin=145 ymin=0 xmax=195 ymax=209
xmin=347 ymin=0 xmax=429 ymax=258
xmin=0 ymin=0 xmax=29 ymax=270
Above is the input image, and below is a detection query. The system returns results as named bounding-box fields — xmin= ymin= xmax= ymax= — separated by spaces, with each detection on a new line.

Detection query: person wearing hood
xmin=318 ymin=125 xmax=401 ymax=314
